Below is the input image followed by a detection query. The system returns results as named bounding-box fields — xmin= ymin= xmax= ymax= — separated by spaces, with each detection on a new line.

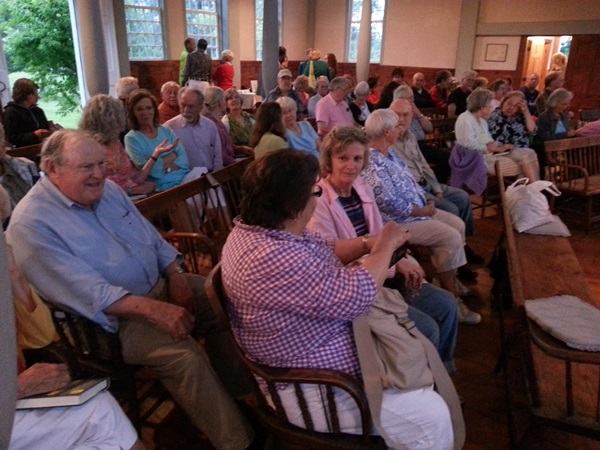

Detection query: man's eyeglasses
xmin=312 ymin=185 xmax=323 ymax=197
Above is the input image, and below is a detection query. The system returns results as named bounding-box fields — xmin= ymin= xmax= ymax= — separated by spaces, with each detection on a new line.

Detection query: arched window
xmin=347 ymin=0 xmax=386 ymax=63
xmin=186 ymin=0 xmax=222 ymax=59
xmin=124 ymin=0 xmax=165 ymax=59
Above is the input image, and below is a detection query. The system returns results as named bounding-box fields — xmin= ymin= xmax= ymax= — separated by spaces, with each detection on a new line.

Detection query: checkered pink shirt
xmin=221 ymin=218 xmax=377 ymax=378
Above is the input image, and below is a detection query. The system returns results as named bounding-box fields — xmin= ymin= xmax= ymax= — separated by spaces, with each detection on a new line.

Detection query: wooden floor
xmin=139 ymin=206 xmax=600 ymax=450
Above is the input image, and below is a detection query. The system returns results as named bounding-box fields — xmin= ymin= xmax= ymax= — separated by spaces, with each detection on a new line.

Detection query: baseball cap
xmin=278 ymin=69 xmax=292 ymax=78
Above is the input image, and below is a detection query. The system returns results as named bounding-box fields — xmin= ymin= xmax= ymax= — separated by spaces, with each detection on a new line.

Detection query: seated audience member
xmin=349 ymin=81 xmax=374 ymax=126
xmin=179 ymin=37 xmax=196 ymax=85
xmin=315 ymin=77 xmax=355 ymax=137
xmin=362 ymin=110 xmax=480 ymax=324
xmin=3 ymin=78 xmax=57 ymax=147
xmin=447 ymin=70 xmax=477 ymax=118
xmin=0 ymin=220 xmax=145 ymax=450
xmin=376 ymin=67 xmax=405 ymax=110
xmin=429 ymin=70 xmax=453 ymax=109
xmin=411 ymin=72 xmax=435 ymax=108
xmin=79 ymin=94 xmax=158 ymax=196
xmin=307 ymin=77 xmax=329 ymax=118
xmin=534 ymin=71 xmax=565 ymax=116
xmin=277 ymin=97 xmax=320 ymax=159
xmin=326 ymin=53 xmax=338 ymax=80
xmin=535 ymin=88 xmax=577 ymax=167
xmin=212 ymin=49 xmax=235 ymax=91
xmin=488 ymin=91 xmax=540 ymax=180
xmin=203 ymin=86 xmax=251 ymax=163
xmin=0 ymin=124 xmax=38 ymax=209
xmin=221 ymin=148 xmax=454 ymax=449
xmin=366 ymin=75 xmax=381 ymax=105
xmin=293 ymin=75 xmax=310 ymax=111
xmin=115 ymin=76 xmax=139 ymax=107
xmin=299 ymin=49 xmax=329 ymax=86
xmin=222 ymin=88 xmax=255 ymax=147
xmin=519 ymin=73 xmax=541 ymax=116
xmin=307 ymin=126 xmax=458 ymax=372
xmin=249 ymin=102 xmax=288 ymax=159
xmin=454 ymin=89 xmax=536 ymax=187
xmin=125 ymin=89 xmax=190 ymax=191
xmin=488 ymin=78 xmax=509 ymax=110
xmin=265 ymin=69 xmax=307 ymax=118
xmin=392 ymin=85 xmax=451 ymax=184
xmin=390 ymin=99 xmax=482 ymax=269
xmin=165 ymin=87 xmax=224 ymax=171
xmin=472 ymin=77 xmax=488 ymax=90
xmin=7 ymin=130 xmax=255 ymax=450
xmin=158 ymin=81 xmax=180 ymax=124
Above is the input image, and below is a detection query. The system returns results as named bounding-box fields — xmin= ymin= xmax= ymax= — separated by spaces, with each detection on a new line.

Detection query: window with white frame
xmin=124 ymin=0 xmax=165 ymax=59
xmin=254 ymin=0 xmax=282 ymax=61
xmin=348 ymin=0 xmax=386 ymax=63
xmin=255 ymin=0 xmax=263 ymax=60
xmin=186 ymin=0 xmax=221 ymax=59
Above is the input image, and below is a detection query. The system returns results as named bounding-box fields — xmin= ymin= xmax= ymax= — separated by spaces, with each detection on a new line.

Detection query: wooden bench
xmin=544 ymin=135 xmax=600 ymax=231
xmin=579 ymin=108 xmax=600 ymax=125
xmin=420 ymin=107 xmax=447 ymax=119
xmin=495 ymin=161 xmax=600 ymax=442
xmin=425 ymin=117 xmax=456 ymax=150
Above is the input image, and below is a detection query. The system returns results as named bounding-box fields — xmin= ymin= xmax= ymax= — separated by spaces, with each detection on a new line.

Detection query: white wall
xmin=479 ymin=0 xmax=600 ymax=23
xmin=282 ymin=0 xmax=309 ymax=60
xmin=382 ymin=0 xmax=462 ymax=68
xmin=313 ymin=0 xmax=348 ymax=62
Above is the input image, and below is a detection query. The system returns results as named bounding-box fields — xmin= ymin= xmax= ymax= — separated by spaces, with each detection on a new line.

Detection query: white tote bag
xmin=505 ymin=178 xmax=561 ymax=232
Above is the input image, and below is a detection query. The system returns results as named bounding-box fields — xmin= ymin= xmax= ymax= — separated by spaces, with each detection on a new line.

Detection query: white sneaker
xmin=455 ymin=279 xmax=471 ymax=296
xmin=457 ymin=298 xmax=481 ymax=325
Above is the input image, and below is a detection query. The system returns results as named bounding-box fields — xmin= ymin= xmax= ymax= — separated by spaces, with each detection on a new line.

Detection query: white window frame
xmin=347 ymin=0 xmax=386 ymax=63
xmin=186 ymin=0 xmax=222 ymax=60
xmin=124 ymin=0 xmax=165 ymax=60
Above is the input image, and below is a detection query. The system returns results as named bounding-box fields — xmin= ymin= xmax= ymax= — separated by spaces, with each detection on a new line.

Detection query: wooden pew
xmin=544 ymin=135 xmax=600 ymax=231
xmin=420 ymin=106 xmax=447 ymax=119
xmin=425 ymin=117 xmax=456 ymax=150
xmin=495 ymin=161 xmax=600 ymax=441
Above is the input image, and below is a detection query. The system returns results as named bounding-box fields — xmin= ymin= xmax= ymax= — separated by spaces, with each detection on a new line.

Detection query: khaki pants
xmin=119 ymin=274 xmax=254 ymax=450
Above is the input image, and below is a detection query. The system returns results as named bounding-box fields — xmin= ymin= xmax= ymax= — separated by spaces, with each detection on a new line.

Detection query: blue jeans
xmin=387 ymin=280 xmax=458 ymax=374
xmin=425 ymin=183 xmax=475 ymax=237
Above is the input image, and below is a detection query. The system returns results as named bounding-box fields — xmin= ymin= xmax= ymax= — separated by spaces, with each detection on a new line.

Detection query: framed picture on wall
xmin=485 ymin=44 xmax=508 ymax=62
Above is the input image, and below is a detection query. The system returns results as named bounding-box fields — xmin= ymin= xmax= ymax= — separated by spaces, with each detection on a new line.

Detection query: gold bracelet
xmin=362 ymin=234 xmax=370 ymax=253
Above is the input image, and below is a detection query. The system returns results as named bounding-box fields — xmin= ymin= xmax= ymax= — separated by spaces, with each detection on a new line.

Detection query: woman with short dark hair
xmin=222 ymin=148 xmax=453 ymax=449
xmin=3 ymin=78 xmax=55 ymax=147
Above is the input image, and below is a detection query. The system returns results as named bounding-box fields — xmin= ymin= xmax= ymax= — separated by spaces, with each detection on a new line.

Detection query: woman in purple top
xmin=221 ymin=149 xmax=453 ymax=449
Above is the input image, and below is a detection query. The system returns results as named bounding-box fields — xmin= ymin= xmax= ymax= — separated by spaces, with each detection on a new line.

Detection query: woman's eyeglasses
xmin=312 ymin=185 xmax=323 ymax=197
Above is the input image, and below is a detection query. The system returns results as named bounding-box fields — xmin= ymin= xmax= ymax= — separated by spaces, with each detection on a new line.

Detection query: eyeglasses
xmin=312 ymin=185 xmax=323 ymax=197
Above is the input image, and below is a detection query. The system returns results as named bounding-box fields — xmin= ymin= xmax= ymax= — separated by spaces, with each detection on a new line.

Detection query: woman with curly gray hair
xmin=79 ymin=94 xmax=162 ymax=195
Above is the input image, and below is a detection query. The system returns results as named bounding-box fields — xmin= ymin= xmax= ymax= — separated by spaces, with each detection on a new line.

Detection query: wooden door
xmin=522 ymin=38 xmax=552 ymax=84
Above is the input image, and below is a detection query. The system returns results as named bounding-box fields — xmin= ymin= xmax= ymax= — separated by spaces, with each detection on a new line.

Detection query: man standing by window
xmin=179 ymin=37 xmax=196 ymax=85
xmin=182 ymin=38 xmax=212 ymax=93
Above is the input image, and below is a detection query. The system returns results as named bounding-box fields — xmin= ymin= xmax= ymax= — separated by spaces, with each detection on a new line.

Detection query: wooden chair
xmin=205 ymin=264 xmax=386 ymax=450
xmin=495 ymin=161 xmax=600 ymax=443
xmin=46 ymin=303 xmax=168 ymax=432
xmin=6 ymin=143 xmax=43 ymax=168
xmin=544 ymin=135 xmax=600 ymax=231
xmin=420 ymin=107 xmax=447 ymax=119
xmin=425 ymin=117 xmax=456 ymax=150
xmin=136 ymin=159 xmax=253 ymax=267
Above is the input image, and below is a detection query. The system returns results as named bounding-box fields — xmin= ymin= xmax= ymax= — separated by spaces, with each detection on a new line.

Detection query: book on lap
xmin=16 ymin=378 xmax=110 ymax=409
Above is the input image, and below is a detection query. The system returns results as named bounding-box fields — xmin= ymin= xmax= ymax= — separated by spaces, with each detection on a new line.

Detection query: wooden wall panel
xmin=565 ymin=35 xmax=600 ymax=113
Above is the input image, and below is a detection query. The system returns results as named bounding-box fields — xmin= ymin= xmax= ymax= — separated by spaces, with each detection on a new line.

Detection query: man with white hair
xmin=447 ymin=70 xmax=477 ymax=118
xmin=411 ymin=72 xmax=435 ymax=108
xmin=315 ymin=77 xmax=355 ymax=137
xmin=307 ymin=76 xmax=329 ymax=118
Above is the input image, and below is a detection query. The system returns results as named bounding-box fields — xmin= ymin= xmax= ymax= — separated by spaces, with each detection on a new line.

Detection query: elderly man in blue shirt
xmin=7 ymin=130 xmax=254 ymax=450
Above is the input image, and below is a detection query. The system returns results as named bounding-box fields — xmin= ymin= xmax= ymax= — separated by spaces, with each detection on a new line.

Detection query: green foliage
xmin=0 ymin=0 xmax=79 ymax=114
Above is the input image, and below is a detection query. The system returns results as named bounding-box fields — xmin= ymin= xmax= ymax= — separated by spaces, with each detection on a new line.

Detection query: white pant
xmin=9 ymin=391 xmax=138 ymax=450
xmin=187 ymin=79 xmax=210 ymax=94
xmin=274 ymin=384 xmax=453 ymax=450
